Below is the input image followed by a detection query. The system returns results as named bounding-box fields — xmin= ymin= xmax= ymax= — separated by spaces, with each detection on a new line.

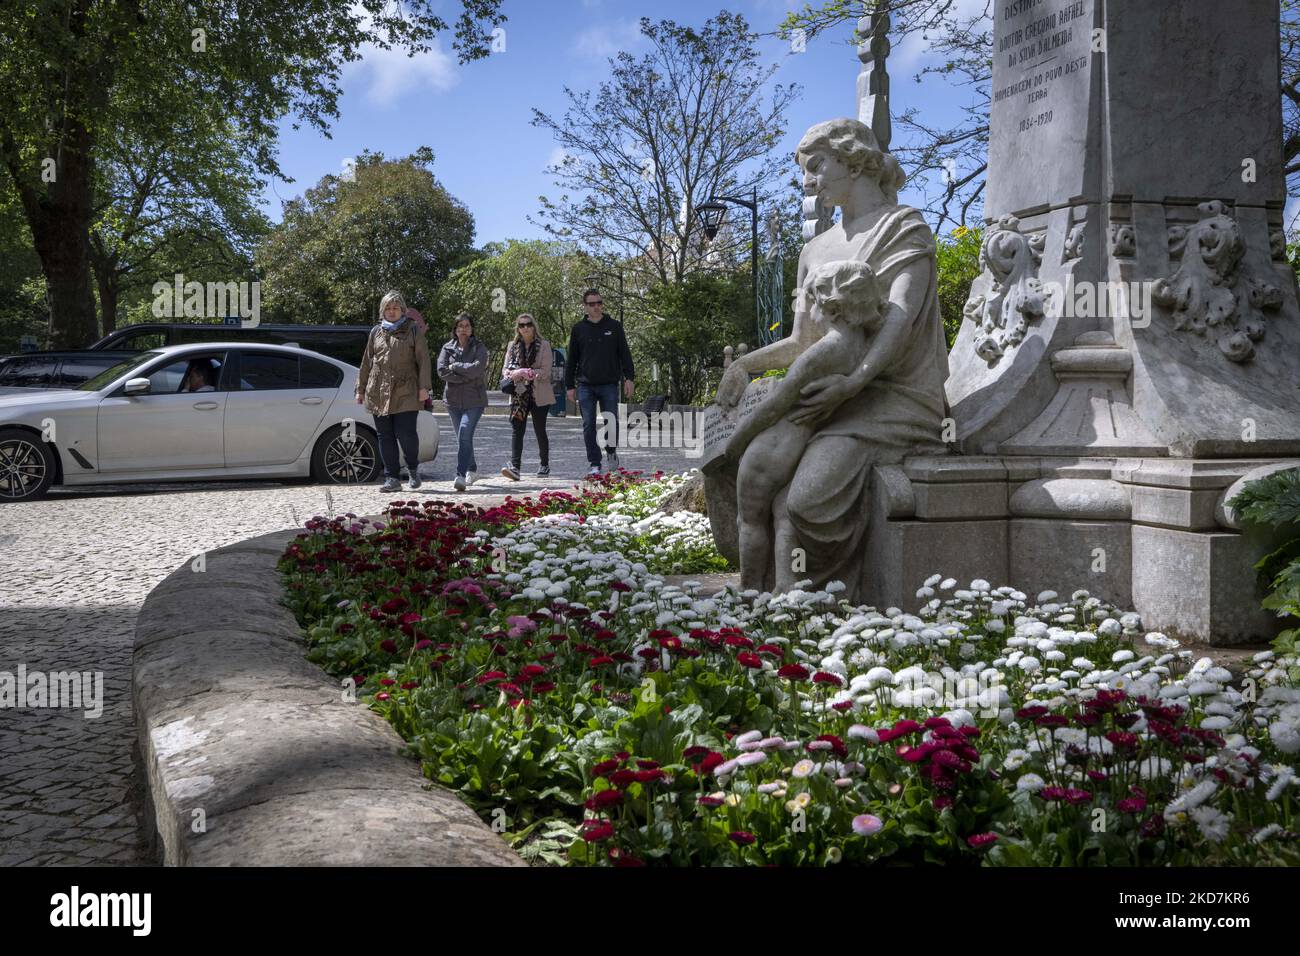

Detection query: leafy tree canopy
xmin=258 ymin=148 xmax=476 ymax=326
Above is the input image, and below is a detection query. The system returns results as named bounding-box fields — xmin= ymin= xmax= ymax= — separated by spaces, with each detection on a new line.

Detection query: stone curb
xmin=132 ymin=528 xmax=525 ymax=867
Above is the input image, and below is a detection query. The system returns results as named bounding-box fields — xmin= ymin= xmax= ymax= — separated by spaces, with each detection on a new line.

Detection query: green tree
xmin=0 ymin=0 xmax=506 ymax=347
xmin=90 ymin=104 xmax=271 ymax=334
xmin=638 ymin=272 xmax=751 ymax=404
xmin=935 ymin=225 xmax=981 ymax=347
xmin=532 ymin=12 xmax=798 ymax=289
xmin=0 ymin=179 xmax=47 ymax=353
xmin=258 ymin=148 xmax=476 ymax=326
xmin=432 ymin=239 xmax=600 ymax=376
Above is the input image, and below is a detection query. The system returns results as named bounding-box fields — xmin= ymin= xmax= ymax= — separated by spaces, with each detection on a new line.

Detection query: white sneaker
xmin=466 ymin=470 xmax=479 ymax=485
xmin=587 ymin=465 xmax=601 ymax=477
xmin=453 ymin=475 xmax=466 ymax=491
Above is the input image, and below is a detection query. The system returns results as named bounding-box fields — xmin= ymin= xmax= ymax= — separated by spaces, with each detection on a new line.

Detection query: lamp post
xmin=695 ymin=186 xmax=759 ymax=341
xmin=583 ymin=270 xmax=625 ymax=323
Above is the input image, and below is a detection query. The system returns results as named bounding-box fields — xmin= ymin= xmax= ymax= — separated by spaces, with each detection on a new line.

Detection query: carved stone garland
xmin=964 ymin=214 xmax=1047 ymax=367
xmin=1152 ymin=200 xmax=1282 ymax=363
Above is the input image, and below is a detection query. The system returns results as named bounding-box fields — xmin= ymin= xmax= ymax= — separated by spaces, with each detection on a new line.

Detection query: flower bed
xmin=280 ymin=473 xmax=1300 ymax=867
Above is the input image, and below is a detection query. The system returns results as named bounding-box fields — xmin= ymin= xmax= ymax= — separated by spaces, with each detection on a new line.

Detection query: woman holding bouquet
xmin=500 ymin=313 xmax=554 ymax=479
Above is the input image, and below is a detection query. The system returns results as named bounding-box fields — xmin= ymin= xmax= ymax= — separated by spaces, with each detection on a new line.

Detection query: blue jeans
xmin=577 ymin=383 xmax=620 ymax=467
xmin=446 ymin=404 xmax=484 ymax=477
xmin=373 ymin=410 xmax=421 ymax=480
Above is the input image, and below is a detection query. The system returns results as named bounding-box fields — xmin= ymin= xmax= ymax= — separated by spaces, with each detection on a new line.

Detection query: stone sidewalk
xmin=0 ymin=415 xmax=697 ymax=866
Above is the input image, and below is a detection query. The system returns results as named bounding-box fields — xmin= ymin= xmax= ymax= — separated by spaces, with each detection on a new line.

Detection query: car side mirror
xmin=123 ymin=377 xmax=151 ymax=396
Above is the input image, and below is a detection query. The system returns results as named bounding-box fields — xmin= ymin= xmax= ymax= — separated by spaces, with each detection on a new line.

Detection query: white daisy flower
xmin=1165 ymin=779 xmax=1218 ymax=816
xmin=1016 ymin=772 xmax=1046 ymax=793
xmin=1189 ymin=806 xmax=1231 ymax=843
xmin=846 ymin=724 xmax=879 ymax=744
xmin=1252 ymin=823 xmax=1283 ymax=844
xmin=1003 ymin=749 xmax=1031 ymax=770
xmin=1266 ymin=765 xmax=1295 ymax=801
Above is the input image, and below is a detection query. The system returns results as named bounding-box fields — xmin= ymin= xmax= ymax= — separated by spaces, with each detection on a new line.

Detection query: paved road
xmin=0 ymin=414 xmax=698 ymax=866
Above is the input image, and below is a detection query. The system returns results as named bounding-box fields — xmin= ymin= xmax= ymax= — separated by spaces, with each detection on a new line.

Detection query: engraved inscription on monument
xmin=699 ymin=377 xmax=776 ymax=468
xmin=987 ymin=0 xmax=1096 ymax=217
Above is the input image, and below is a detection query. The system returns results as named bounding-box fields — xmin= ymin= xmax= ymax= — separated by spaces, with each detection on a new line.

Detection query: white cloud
xmin=346 ymin=39 xmax=460 ymax=106
xmin=891 ymin=30 xmax=930 ymax=71
xmin=571 ymin=19 xmax=645 ymax=60
xmin=886 ymin=0 xmax=992 ymax=72
xmin=546 ymin=146 xmax=575 ymax=171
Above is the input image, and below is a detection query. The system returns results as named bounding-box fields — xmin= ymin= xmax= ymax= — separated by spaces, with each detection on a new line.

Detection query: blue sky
xmin=262 ymin=0 xmax=980 ymax=245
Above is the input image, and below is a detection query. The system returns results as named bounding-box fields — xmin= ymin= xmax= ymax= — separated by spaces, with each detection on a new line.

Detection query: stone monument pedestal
xmin=706 ymin=452 xmax=1294 ymax=645
xmin=865 ymin=455 xmax=1295 ymax=645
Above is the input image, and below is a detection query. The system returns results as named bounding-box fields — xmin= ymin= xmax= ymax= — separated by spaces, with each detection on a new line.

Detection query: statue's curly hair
xmin=805 ymin=259 xmax=883 ymax=328
xmin=796 ymin=118 xmax=906 ymax=204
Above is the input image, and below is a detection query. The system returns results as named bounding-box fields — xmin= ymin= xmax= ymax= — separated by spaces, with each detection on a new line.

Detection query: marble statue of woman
xmin=707 ymin=117 xmax=950 ymax=599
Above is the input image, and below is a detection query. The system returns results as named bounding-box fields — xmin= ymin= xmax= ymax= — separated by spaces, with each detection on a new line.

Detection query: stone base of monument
xmin=709 ymin=453 xmax=1296 ymax=647
xmin=884 ymin=456 xmax=1297 ymax=646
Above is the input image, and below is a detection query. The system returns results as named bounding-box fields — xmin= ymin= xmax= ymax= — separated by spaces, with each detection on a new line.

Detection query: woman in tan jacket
xmin=355 ymin=290 xmax=432 ymax=492
xmin=499 ymin=313 xmax=555 ymax=480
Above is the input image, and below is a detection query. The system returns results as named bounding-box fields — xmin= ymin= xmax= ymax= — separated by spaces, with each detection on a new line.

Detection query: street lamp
xmin=694 ymin=187 xmax=759 ymax=344
xmin=583 ymin=270 xmax=624 ymax=323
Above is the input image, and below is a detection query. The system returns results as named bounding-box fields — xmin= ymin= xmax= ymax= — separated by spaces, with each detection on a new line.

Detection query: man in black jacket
xmin=565 ymin=289 xmax=635 ymax=475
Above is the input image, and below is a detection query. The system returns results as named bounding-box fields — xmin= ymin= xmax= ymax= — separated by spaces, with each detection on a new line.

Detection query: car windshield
xmin=77 ymin=351 xmax=166 ymax=391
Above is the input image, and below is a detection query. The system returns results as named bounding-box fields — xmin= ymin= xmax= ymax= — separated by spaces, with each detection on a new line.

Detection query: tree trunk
xmin=0 ymin=0 xmax=127 ymax=349
xmin=35 ymin=224 xmax=98 ymax=347
xmin=13 ymin=125 xmax=101 ymax=348
xmin=669 ymin=357 xmax=684 ymax=405
xmin=94 ymin=261 xmax=118 ymax=335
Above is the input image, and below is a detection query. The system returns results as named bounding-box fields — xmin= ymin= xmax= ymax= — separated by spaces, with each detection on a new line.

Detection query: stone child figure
xmin=725 ymin=260 xmax=886 ymax=591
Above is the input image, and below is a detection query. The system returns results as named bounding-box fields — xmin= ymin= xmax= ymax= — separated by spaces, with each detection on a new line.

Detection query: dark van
xmin=0 ymin=350 xmax=139 ymax=393
xmin=91 ymin=323 xmax=375 ymax=367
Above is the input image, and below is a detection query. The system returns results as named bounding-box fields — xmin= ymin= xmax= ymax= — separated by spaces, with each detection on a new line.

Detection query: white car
xmin=0 ymin=342 xmax=438 ymax=502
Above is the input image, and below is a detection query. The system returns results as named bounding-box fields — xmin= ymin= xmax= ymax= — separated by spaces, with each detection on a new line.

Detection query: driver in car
xmin=182 ymin=360 xmax=216 ymax=392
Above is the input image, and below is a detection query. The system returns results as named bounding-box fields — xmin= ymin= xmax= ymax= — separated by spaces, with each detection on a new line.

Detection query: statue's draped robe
xmin=709 ymin=204 xmax=950 ymax=597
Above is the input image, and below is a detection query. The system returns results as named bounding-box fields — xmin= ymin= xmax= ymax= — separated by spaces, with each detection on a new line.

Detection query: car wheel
xmin=0 ymin=428 xmax=55 ymax=502
xmin=311 ymin=424 xmax=381 ymax=484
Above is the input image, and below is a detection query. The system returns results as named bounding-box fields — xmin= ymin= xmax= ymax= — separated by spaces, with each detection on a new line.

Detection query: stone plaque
xmin=699 ymin=376 xmax=776 ymax=469
xmin=987 ymin=0 xmax=1097 ymax=218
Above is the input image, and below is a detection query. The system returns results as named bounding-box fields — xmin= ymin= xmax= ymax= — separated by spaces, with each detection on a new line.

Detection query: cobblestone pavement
xmin=0 ymin=413 xmax=699 ymax=866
